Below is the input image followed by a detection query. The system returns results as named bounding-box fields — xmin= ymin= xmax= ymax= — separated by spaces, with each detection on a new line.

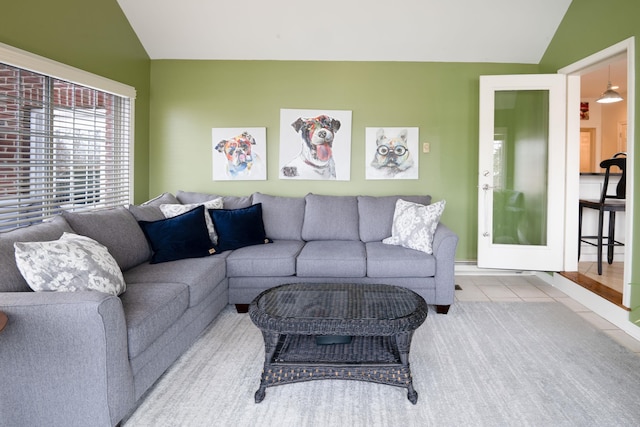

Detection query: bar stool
xmin=578 ymin=153 xmax=626 ymax=275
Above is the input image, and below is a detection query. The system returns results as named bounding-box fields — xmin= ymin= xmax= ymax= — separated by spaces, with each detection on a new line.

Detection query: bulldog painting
xmin=280 ymin=114 xmax=341 ymax=180
xmin=212 ymin=128 xmax=266 ymax=181
xmin=366 ymin=127 xmax=419 ymax=180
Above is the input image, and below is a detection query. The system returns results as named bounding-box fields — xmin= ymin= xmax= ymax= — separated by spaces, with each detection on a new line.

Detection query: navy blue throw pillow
xmin=138 ymin=205 xmax=215 ymax=263
xmin=209 ymin=203 xmax=272 ymax=253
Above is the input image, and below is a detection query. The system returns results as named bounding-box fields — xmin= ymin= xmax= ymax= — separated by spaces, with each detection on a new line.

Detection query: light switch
xmin=422 ymin=142 xmax=430 ymax=153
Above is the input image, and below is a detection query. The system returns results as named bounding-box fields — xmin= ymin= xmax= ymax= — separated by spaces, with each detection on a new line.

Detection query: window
xmin=0 ymin=44 xmax=135 ymax=230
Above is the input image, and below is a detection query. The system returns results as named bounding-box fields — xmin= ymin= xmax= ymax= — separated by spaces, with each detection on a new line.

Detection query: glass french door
xmin=478 ymin=74 xmax=568 ymax=271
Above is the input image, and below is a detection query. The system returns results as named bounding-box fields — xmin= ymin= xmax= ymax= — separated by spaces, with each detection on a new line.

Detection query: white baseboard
xmin=454 ymin=262 xmax=536 ymax=276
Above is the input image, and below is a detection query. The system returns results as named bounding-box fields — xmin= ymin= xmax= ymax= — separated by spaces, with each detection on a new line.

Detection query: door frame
xmin=558 ymin=37 xmax=635 ymax=306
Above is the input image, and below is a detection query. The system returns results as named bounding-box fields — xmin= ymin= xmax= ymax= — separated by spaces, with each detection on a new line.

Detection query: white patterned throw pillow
xmin=160 ymin=198 xmax=223 ymax=244
xmin=14 ymin=232 xmax=126 ymax=296
xmin=382 ymin=199 xmax=446 ymax=254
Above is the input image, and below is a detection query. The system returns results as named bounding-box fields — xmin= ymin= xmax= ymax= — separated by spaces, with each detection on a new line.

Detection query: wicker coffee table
xmin=249 ymin=283 xmax=428 ymax=404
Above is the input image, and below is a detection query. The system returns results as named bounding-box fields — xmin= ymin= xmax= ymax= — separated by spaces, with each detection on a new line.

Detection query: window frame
xmin=0 ymin=42 xmax=136 ymax=230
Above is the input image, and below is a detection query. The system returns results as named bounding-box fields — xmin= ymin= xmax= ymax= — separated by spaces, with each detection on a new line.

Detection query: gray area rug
xmin=123 ymin=302 xmax=640 ymax=426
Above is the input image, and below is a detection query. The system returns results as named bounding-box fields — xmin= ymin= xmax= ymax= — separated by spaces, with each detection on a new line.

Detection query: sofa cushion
xmin=252 ymin=193 xmax=305 ymax=240
xmin=176 ymin=190 xmax=252 ymax=210
xmin=365 ymin=242 xmax=436 ymax=277
xmin=358 ymin=195 xmax=432 ymax=242
xmin=14 ymin=232 xmax=126 ymax=296
xmin=297 ymin=240 xmax=366 ymax=277
xmin=62 ymin=206 xmax=151 ymax=271
xmin=160 ymin=198 xmax=223 ymax=244
xmin=0 ymin=216 xmax=74 ymax=292
xmin=301 ymin=194 xmax=359 ymax=241
xmin=127 ymin=193 xmax=180 ymax=223
xmin=128 ymin=204 xmax=165 ymax=222
xmin=123 ymin=254 xmax=228 ymax=307
xmin=383 ymin=199 xmax=446 ymax=254
xmin=119 ymin=282 xmax=189 ymax=359
xmin=138 ymin=205 xmax=215 ymax=264
xmin=226 ymin=240 xmax=304 ymax=277
xmin=209 ymin=204 xmax=271 ymax=253
xmin=141 ymin=192 xmax=180 ymax=206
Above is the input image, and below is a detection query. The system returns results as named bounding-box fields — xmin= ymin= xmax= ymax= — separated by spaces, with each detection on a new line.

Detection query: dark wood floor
xmin=558 ymin=270 xmax=627 ymax=310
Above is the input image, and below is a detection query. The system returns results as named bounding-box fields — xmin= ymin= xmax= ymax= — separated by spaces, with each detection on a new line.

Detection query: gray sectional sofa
xmin=0 ymin=191 xmax=458 ymax=426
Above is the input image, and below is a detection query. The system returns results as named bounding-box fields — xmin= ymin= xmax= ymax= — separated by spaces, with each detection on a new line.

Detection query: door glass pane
xmin=492 ymin=90 xmax=549 ymax=246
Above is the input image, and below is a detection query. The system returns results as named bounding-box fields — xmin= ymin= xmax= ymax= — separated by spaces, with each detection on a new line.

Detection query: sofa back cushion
xmin=63 ymin=206 xmax=151 ymax=271
xmin=176 ymin=190 xmax=252 ymax=210
xmin=301 ymin=194 xmax=359 ymax=241
xmin=252 ymin=193 xmax=305 ymax=240
xmin=0 ymin=216 xmax=74 ymax=292
xmin=128 ymin=192 xmax=180 ymax=222
xmin=358 ymin=195 xmax=432 ymax=242
xmin=141 ymin=192 xmax=180 ymax=206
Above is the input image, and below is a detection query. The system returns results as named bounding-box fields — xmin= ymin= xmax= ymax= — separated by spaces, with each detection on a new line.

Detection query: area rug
xmin=123 ymin=302 xmax=640 ymax=426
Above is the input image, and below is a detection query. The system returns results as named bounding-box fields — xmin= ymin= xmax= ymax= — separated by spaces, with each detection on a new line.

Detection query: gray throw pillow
xmin=383 ymin=199 xmax=446 ymax=254
xmin=14 ymin=232 xmax=126 ymax=296
xmin=0 ymin=215 xmax=74 ymax=293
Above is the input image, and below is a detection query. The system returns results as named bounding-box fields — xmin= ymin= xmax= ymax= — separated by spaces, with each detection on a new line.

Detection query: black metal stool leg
xmin=608 ymin=211 xmax=616 ymax=264
xmin=578 ymin=205 xmax=583 ymax=260
xmin=597 ymin=208 xmax=604 ymax=275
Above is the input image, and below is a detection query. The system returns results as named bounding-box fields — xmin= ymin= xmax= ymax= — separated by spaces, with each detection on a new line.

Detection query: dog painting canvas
xmin=365 ymin=127 xmax=419 ymax=180
xmin=279 ymin=109 xmax=352 ymax=180
xmin=212 ymin=127 xmax=266 ymax=181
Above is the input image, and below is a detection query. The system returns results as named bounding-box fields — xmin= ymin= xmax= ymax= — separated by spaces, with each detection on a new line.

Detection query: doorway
xmin=558 ymin=38 xmax=634 ymax=309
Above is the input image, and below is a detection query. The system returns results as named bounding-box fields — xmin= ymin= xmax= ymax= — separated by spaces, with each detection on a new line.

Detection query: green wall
xmin=540 ymin=0 xmax=640 ymax=317
xmin=0 ymin=0 xmax=151 ymax=203
xmin=3 ymin=0 xmax=639 ymax=312
xmin=149 ymin=60 xmax=538 ymax=261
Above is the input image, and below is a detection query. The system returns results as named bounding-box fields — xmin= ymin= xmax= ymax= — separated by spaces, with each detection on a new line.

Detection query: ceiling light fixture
xmin=596 ymin=65 xmax=623 ymax=104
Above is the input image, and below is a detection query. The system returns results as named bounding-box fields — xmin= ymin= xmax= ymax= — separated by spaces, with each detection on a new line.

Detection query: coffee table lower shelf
xmin=255 ymin=333 xmax=418 ymax=404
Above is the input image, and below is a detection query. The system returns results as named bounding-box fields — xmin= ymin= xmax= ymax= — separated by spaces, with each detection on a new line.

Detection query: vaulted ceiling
xmin=116 ymin=0 xmax=573 ymax=63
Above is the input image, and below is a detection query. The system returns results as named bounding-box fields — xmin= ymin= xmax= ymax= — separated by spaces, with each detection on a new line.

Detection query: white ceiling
xmin=117 ymin=0 xmax=573 ymax=63
xmin=116 ymin=0 xmax=627 ymax=101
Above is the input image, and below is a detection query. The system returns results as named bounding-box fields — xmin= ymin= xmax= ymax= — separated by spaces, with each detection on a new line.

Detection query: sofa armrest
xmin=431 ymin=222 xmax=459 ymax=307
xmin=0 ymin=291 xmax=134 ymax=427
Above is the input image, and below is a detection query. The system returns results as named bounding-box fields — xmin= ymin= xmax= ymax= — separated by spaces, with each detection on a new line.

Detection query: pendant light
xmin=596 ymin=65 xmax=623 ymax=104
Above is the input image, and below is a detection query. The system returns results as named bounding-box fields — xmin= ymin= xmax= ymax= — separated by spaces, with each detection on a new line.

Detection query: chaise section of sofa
xmin=0 ymin=202 xmax=230 ymax=426
xmin=0 ymin=215 xmax=135 ymax=426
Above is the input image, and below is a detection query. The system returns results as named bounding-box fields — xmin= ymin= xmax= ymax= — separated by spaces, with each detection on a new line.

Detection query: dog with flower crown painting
xmin=281 ymin=114 xmax=341 ymax=179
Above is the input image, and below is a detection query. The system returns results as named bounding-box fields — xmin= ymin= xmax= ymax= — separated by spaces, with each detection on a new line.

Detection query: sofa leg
xmin=235 ymin=304 xmax=249 ymax=313
xmin=435 ymin=305 xmax=450 ymax=314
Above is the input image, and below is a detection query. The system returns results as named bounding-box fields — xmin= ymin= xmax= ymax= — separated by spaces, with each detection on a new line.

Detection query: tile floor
xmin=455 ymin=274 xmax=640 ymax=354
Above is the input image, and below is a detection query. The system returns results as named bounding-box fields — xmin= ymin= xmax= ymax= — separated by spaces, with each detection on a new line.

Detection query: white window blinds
xmin=0 ymin=51 xmax=134 ymax=231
